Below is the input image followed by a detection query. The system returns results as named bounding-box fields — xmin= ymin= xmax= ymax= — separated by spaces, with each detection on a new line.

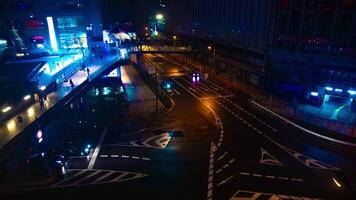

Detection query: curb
xmin=251 ymin=100 xmax=356 ymax=148
xmin=159 ymin=96 xmax=176 ymax=117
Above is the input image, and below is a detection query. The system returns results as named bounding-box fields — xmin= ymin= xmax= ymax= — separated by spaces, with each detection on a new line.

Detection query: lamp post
xmin=173 ymin=35 xmax=177 ymax=48
xmin=208 ymin=46 xmax=216 ymax=73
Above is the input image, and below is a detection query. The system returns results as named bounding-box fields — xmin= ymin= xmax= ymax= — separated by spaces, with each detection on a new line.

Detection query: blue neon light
xmin=335 ymin=88 xmax=343 ymax=93
xmin=325 ymin=87 xmax=333 ymax=91
xmin=46 ymin=17 xmax=58 ymax=52
xmin=310 ymin=92 xmax=319 ymax=97
xmin=348 ymin=90 xmax=356 ymax=95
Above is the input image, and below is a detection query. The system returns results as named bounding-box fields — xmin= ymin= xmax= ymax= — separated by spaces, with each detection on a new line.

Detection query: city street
xmin=2 ymin=54 xmax=355 ymax=200
xmin=1 ymin=0 xmax=355 ymax=199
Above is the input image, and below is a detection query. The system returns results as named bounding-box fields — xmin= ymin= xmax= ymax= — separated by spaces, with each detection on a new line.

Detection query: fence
xmin=133 ymin=64 xmax=171 ymax=109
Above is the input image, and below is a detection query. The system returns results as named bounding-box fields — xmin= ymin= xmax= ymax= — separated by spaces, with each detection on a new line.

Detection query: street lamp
xmin=208 ymin=46 xmax=216 ymax=73
xmin=173 ymin=35 xmax=177 ymax=48
xmin=156 ymin=13 xmax=164 ymax=20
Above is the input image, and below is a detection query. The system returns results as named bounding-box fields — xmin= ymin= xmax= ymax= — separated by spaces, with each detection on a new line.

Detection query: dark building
xmin=167 ymin=0 xmax=356 ymax=103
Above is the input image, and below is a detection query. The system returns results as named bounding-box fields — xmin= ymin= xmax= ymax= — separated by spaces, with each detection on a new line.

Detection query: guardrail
xmin=133 ymin=63 xmax=171 ymax=109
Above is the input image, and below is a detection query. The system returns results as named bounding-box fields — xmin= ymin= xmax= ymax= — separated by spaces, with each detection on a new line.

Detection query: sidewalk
xmin=0 ymin=51 xmax=120 ymax=149
xmin=164 ymin=54 xmax=356 ymax=140
xmin=119 ymin=65 xmax=165 ymax=136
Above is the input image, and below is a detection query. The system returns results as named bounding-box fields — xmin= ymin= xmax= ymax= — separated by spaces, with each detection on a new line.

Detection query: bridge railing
xmin=88 ymin=48 xmax=130 ymax=82
xmin=130 ymin=45 xmax=193 ymax=52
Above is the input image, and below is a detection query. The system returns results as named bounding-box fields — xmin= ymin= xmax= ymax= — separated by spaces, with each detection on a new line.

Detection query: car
xmin=190 ymin=72 xmax=201 ymax=82
xmin=24 ymin=151 xmax=67 ymax=180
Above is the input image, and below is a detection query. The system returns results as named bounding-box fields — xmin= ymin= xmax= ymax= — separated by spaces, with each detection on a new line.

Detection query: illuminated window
xmin=57 ymin=16 xmax=83 ymax=29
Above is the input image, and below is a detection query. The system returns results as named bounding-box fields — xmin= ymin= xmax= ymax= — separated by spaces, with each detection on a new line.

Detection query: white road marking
xmin=132 ymin=156 xmax=140 ymax=159
xmin=173 ymin=89 xmax=180 ymax=94
xmin=265 ymin=175 xmax=275 ymax=179
xmin=260 ymin=147 xmax=283 ymax=166
xmin=70 ymin=170 xmax=102 ymax=185
xmin=207 ymin=142 xmax=216 ymax=200
xmin=252 ymin=173 xmax=262 ymax=177
xmin=92 ymin=171 xmax=116 ymax=183
xmin=278 ymin=177 xmax=289 ymax=180
xmin=291 ymin=178 xmax=304 ymax=182
xmin=240 ymin=172 xmax=250 ymax=176
xmin=111 ymin=155 xmax=119 ymax=158
xmin=109 ymin=172 xmax=129 ymax=182
xmin=52 ymin=170 xmax=87 ymax=187
xmin=88 ymin=126 xmax=108 ymax=170
xmin=142 ymin=157 xmax=151 ymax=161
xmin=251 ymin=100 xmax=356 ymax=147
xmin=188 ymin=87 xmax=197 ymax=92
xmin=100 ymin=155 xmax=108 ymax=158
xmin=217 ymin=175 xmax=234 ymax=186
xmin=230 ymin=190 xmax=322 ymax=200
xmin=121 ymin=155 xmax=129 ymax=158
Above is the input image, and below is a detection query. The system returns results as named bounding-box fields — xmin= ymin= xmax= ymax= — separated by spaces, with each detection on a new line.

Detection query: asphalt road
xmin=1 ymin=54 xmax=356 ymax=200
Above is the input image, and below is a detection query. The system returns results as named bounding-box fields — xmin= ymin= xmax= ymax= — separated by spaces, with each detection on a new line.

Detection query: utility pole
xmin=155 ymin=61 xmax=159 ymax=115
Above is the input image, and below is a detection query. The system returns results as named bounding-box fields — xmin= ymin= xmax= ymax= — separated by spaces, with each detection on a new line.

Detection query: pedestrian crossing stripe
xmin=230 ymin=190 xmax=322 ymax=200
xmin=277 ymin=143 xmax=339 ymax=170
xmin=260 ymin=148 xmax=283 ymax=166
xmin=106 ymin=132 xmax=171 ymax=149
xmin=51 ymin=169 xmax=147 ymax=188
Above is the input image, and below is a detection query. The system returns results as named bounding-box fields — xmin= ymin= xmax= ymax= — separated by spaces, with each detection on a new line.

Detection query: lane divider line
xmin=239 ymin=171 xmax=304 ymax=182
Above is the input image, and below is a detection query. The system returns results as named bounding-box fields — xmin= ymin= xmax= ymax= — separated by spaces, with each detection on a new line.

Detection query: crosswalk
xmin=51 ymin=169 xmax=147 ymax=188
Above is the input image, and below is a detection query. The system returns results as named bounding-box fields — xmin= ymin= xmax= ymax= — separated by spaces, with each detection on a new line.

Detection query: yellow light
xmin=23 ymin=95 xmax=31 ymax=101
xmin=156 ymin=14 xmax=164 ymax=20
xmin=173 ymin=35 xmax=177 ymax=40
xmin=27 ymin=107 xmax=35 ymax=116
xmin=208 ymin=46 xmax=212 ymax=50
xmin=2 ymin=106 xmax=12 ymax=113
xmin=333 ymin=178 xmax=342 ymax=188
xmin=7 ymin=120 xmax=16 ymax=130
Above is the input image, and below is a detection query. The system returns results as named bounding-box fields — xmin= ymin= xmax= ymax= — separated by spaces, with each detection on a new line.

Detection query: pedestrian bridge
xmin=130 ymin=45 xmax=197 ymax=54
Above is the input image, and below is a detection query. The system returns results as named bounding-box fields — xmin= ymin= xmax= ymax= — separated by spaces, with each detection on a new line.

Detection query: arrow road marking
xmin=230 ymin=190 xmax=321 ymax=200
xmin=277 ymin=143 xmax=339 ymax=170
xmin=259 ymin=148 xmax=283 ymax=166
xmin=106 ymin=133 xmax=172 ymax=149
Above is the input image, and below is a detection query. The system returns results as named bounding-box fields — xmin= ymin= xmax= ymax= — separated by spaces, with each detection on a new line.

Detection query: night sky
xmin=100 ymin=0 xmax=164 ymax=30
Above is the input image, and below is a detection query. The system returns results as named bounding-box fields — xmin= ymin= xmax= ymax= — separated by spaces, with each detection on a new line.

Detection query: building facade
xmin=0 ymin=0 xmax=102 ymax=53
xmin=167 ymin=0 xmax=356 ymax=104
